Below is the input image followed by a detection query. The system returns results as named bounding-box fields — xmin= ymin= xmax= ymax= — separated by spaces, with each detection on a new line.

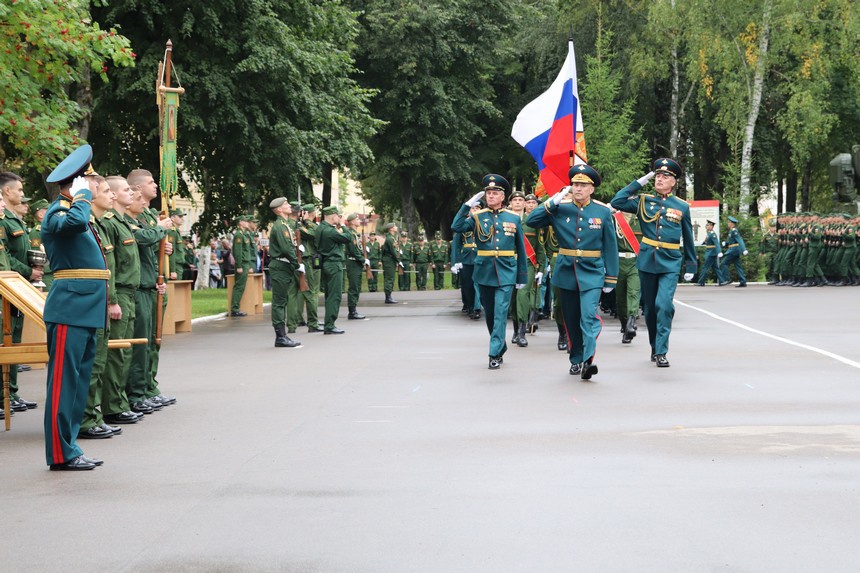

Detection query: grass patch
xmin=191 ymin=288 xmax=272 ymax=319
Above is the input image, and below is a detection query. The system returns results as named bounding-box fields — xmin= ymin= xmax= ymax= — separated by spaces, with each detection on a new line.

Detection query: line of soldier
xmin=695 ymin=216 xmax=750 ymax=287
xmin=2 ymin=145 xmax=182 ymax=470
xmin=364 ymin=228 xmax=452 ymax=294
xmin=764 ymin=212 xmax=860 ymax=286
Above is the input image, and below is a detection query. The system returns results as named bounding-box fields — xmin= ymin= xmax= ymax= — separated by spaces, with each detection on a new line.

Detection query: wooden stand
xmin=226 ymin=272 xmax=264 ymax=315
xmin=163 ymin=280 xmax=193 ymax=334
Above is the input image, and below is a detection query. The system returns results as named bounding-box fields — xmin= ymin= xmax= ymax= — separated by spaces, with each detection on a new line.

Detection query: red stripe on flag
xmin=51 ymin=324 xmax=68 ymax=463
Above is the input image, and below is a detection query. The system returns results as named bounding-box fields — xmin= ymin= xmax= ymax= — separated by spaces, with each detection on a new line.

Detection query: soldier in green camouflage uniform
xmin=413 ymin=235 xmax=431 ymax=290
xmin=298 ymin=204 xmax=322 ymax=332
xmin=230 ymin=216 xmax=252 ymax=316
xmin=345 ymin=213 xmax=368 ymax=320
xmin=315 ymin=206 xmax=353 ymax=333
xmin=367 ymin=231 xmax=381 ymax=292
xmin=398 ymin=231 xmax=414 ymax=291
xmin=167 ymin=208 xmax=186 ymax=280
xmin=381 ymin=223 xmax=401 ymax=303
xmin=267 ymin=197 xmax=302 ymax=347
xmin=429 ymin=231 xmax=448 ymax=290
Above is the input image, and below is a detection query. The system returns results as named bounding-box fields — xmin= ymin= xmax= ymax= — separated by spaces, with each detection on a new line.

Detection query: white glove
xmin=515 ymin=283 xmax=526 ymax=290
xmin=297 ymin=263 xmax=306 ymax=274
xmin=363 ymin=259 xmax=370 ymax=267
xmin=465 ymin=191 xmax=485 ymax=207
xmin=602 ymin=287 xmax=614 ymax=293
xmin=365 ymin=245 xmax=370 ymax=253
xmin=742 ymin=250 xmax=748 ymax=256
xmin=298 ymin=244 xmax=305 ymax=253
xmin=683 ymin=273 xmax=694 ymax=282
xmin=721 ymin=241 xmax=726 ymax=247
xmin=398 ymin=262 xmax=404 ymax=268
xmin=71 ymin=176 xmax=89 ymax=195
xmin=535 ymin=272 xmax=543 ymax=285
xmin=452 ymin=262 xmax=462 ymax=272
xmin=546 ymin=264 xmax=551 ymax=274
xmin=636 ymin=171 xmax=655 ymax=187
xmin=717 ymin=252 xmax=723 ymax=258
xmin=551 ymin=186 xmax=571 ymax=206
xmin=451 ymin=265 xmax=460 ymax=275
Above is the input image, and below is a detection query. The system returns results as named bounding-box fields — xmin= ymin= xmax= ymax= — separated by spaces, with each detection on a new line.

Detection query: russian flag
xmin=511 ymin=39 xmax=587 ymax=196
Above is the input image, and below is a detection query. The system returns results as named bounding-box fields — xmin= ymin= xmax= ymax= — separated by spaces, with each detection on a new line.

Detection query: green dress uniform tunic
xmin=451 ymin=203 xmax=527 ymax=359
xmin=81 ymin=216 xmax=114 ymax=431
xmin=137 ymin=208 xmax=168 ymax=400
xmin=413 ymin=241 xmax=431 ymax=291
xmin=230 ymin=227 xmax=250 ymax=313
xmin=29 ymin=224 xmax=53 ymax=290
xmin=368 ymin=240 xmax=382 ymax=292
xmin=719 ymin=226 xmax=748 ymax=285
xmin=314 ymin=221 xmax=353 ymax=330
xmin=100 ymin=209 xmax=140 ymax=417
xmin=345 ymin=227 xmax=365 ymax=310
xmin=526 ymin=198 xmax=619 ymax=366
xmin=381 ymin=232 xmax=401 ymax=296
xmin=697 ymin=228 xmax=725 ymax=285
xmin=1 ymin=208 xmax=33 ymax=400
xmin=167 ymin=227 xmax=185 ymax=278
xmin=430 ymin=239 xmax=448 ymax=290
xmin=268 ymin=215 xmax=299 ymax=328
xmin=298 ymin=219 xmax=321 ymax=329
xmin=41 ymin=189 xmax=108 ymax=465
xmin=611 ymin=181 xmax=697 ymax=358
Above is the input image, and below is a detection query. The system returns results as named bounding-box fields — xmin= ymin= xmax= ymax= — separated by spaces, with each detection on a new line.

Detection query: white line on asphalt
xmin=676 ymin=299 xmax=860 ymax=369
xmin=353 ymin=420 xmax=392 ymax=423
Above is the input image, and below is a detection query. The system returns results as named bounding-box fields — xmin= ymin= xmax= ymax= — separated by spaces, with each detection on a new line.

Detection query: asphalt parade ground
xmin=2 ymin=284 xmax=860 ymax=572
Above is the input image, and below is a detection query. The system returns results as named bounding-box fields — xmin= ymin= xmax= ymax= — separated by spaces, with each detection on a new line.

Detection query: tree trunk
xmin=786 ymin=171 xmax=798 ymax=212
xmin=399 ymin=172 xmax=417 ymax=237
xmin=801 ymin=161 xmax=812 ymax=211
xmin=776 ymin=175 xmax=783 ymax=214
xmin=74 ymin=64 xmax=93 ymax=141
xmin=738 ymin=0 xmax=772 ymax=213
xmin=320 ymin=163 xmax=333 ymax=206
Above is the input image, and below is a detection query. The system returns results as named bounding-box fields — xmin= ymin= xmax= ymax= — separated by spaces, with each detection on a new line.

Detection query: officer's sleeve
xmin=130 ymin=223 xmax=166 ymax=246
xmin=681 ymin=206 xmax=698 ymax=274
xmin=450 ymin=203 xmax=475 ymax=233
xmin=602 ymin=211 xmax=620 ymax=288
xmin=451 ymin=233 xmax=462 ymax=266
xmin=525 ymin=202 xmax=553 ymax=229
xmin=610 ymin=181 xmax=642 ymax=214
xmin=737 ymin=231 xmax=747 ymax=252
xmin=43 ymin=191 xmax=92 ymax=236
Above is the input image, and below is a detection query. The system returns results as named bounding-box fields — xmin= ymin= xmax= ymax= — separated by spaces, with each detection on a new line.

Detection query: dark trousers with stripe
xmin=44 ymin=322 xmax=97 ymax=466
xmin=639 ymin=270 xmax=678 ymax=356
xmin=459 ymin=264 xmax=475 ymax=311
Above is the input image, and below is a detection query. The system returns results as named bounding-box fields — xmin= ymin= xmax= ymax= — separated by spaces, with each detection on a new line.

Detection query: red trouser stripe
xmin=51 ymin=324 xmax=68 ymax=463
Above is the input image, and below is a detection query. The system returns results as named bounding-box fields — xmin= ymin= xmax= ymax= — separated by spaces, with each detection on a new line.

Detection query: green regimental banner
xmin=159 ymin=90 xmax=179 ymax=202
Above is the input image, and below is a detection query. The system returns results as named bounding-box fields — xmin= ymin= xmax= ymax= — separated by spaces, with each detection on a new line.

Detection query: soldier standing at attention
xmin=0 ymin=171 xmax=44 ymax=413
xmin=167 ymin=208 xmax=186 ymax=280
xmin=298 ymin=204 xmax=322 ymax=332
xmin=398 ymin=231 xmax=414 ymax=292
xmin=345 ymin=213 xmax=369 ymax=320
xmin=697 ymin=220 xmax=728 ymax=286
xmin=451 ymin=174 xmax=527 ymax=370
xmin=367 ymin=231 xmax=381 ymax=292
xmin=267 ymin=197 xmax=302 ymax=347
xmin=610 ymin=158 xmax=697 ymax=368
xmin=429 ymin=231 xmax=448 ymax=290
xmin=315 ymin=206 xmax=353 ymax=333
xmin=41 ymin=145 xmax=108 ymax=470
xmin=381 ymin=223 xmax=402 ymax=304
xmin=719 ymin=215 xmax=748 ymax=287
xmin=527 ymin=165 xmax=619 ymax=379
xmin=413 ymin=235 xmax=431 ymax=291
xmin=229 ymin=216 xmax=251 ymax=316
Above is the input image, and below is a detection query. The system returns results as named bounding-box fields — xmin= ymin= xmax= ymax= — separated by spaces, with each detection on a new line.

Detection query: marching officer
xmin=451 ymin=174 xmax=527 ymax=370
xmin=720 ymin=215 xmax=748 ymax=287
xmin=527 ymin=165 xmax=619 ymax=379
xmin=610 ymin=158 xmax=697 ymax=368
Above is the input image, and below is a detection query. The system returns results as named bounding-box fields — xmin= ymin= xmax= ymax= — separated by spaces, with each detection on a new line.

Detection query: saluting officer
xmin=610 ymin=158 xmax=697 ymax=368
xmin=451 ymin=174 xmax=527 ymax=370
xmin=527 ymin=164 xmax=619 ymax=380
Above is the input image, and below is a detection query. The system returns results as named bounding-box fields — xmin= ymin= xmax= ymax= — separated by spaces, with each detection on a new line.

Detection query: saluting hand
xmin=465 ymin=191 xmax=485 ymax=207
xmin=551 ymin=186 xmax=571 ymax=206
xmin=602 ymin=287 xmax=614 ymax=293
xmin=636 ymin=171 xmax=656 ymax=187
xmin=683 ymin=273 xmax=694 ymax=282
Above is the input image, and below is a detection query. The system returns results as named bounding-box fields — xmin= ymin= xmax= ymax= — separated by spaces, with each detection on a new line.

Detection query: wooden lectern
xmin=0 ymin=271 xmax=146 ymax=431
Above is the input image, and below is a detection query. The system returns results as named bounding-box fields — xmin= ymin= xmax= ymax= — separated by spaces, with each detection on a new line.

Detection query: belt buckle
xmin=574 ymin=249 xmax=582 ymax=256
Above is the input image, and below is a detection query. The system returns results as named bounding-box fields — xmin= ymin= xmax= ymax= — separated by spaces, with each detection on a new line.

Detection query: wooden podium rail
xmin=0 ymin=271 xmax=145 ymax=431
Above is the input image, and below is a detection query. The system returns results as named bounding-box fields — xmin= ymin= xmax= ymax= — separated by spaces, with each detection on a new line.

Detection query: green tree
xmin=91 ymin=0 xmax=379 ymax=234
xmin=0 ymin=0 xmax=133 ymax=174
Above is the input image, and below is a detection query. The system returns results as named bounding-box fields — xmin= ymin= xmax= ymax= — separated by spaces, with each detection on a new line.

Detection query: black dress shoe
xmin=650 ymin=353 xmax=657 ymax=362
xmin=156 ymin=394 xmax=177 ymax=406
xmin=488 ymin=356 xmax=502 ymax=370
xmin=10 ymin=399 xmax=29 ymax=412
xmin=50 ymin=456 xmax=96 ymax=471
xmin=307 ymin=326 xmax=324 ymax=333
xmin=324 ymin=328 xmax=345 ymax=334
xmin=655 ymin=354 xmax=670 ymax=367
xmin=736 ymin=283 xmax=747 ymax=288
xmin=131 ymin=401 xmax=154 ymax=415
xmin=18 ymin=396 xmax=37 ymax=409
xmin=100 ymin=423 xmax=121 ymax=435
xmin=79 ymin=426 xmax=114 ymax=439
xmin=17 ymin=364 xmax=32 ymax=372
xmin=275 ymin=336 xmax=302 ymax=347
xmin=558 ymin=334 xmax=568 ymax=351
xmin=146 ymin=396 xmax=165 ymax=410
xmin=718 ymin=281 xmax=732 ymax=286
xmin=230 ymin=310 xmax=247 ymax=317
xmin=81 ymin=455 xmax=104 ymax=466
xmin=104 ymin=412 xmax=140 ymax=424
xmin=471 ymin=311 xmax=481 ymax=320
xmin=348 ymin=312 xmax=366 ymax=320
xmin=569 ymin=363 xmax=582 ymax=375
xmin=298 ymin=320 xmax=307 ymax=327
xmin=581 ymin=361 xmax=598 ymax=380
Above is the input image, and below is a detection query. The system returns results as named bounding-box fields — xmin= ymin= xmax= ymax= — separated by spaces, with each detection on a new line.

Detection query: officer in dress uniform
xmin=511 ymin=193 xmax=546 ymax=347
xmin=610 ymin=158 xmax=697 ymax=368
xmin=719 ymin=215 xmax=748 ymax=287
xmin=451 ymin=174 xmax=527 ymax=370
xmin=697 ymin=220 xmax=728 ymax=286
xmin=430 ymin=231 xmax=448 ymax=290
xmin=268 ymin=197 xmax=302 ymax=347
xmin=527 ymin=164 xmax=619 ymax=380
xmin=298 ymin=204 xmax=322 ymax=332
xmin=41 ymin=144 xmax=109 ymax=470
xmin=451 ymin=210 xmax=482 ymax=319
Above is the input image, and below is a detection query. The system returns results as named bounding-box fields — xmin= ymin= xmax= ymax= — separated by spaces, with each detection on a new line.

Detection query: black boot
xmin=622 ymin=315 xmax=637 ymax=344
xmin=384 ymin=292 xmax=398 ymax=304
xmin=274 ymin=326 xmax=301 ymax=348
xmin=581 ymin=358 xmax=598 ymax=380
xmin=348 ymin=306 xmax=366 ymax=320
xmin=516 ymin=321 xmax=528 ymax=347
xmin=511 ymin=321 xmax=520 ymax=345
xmin=557 ymin=323 xmax=568 ymax=351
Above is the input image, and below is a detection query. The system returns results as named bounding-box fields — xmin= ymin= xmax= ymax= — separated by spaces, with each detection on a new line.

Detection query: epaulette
xmin=502 ymin=208 xmax=518 ymax=215
xmin=59 ymin=200 xmax=71 ymax=209
xmin=592 ymin=199 xmax=609 ymax=208
xmin=103 ymin=212 xmax=115 ymax=219
xmin=473 ymin=208 xmax=491 ymax=215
